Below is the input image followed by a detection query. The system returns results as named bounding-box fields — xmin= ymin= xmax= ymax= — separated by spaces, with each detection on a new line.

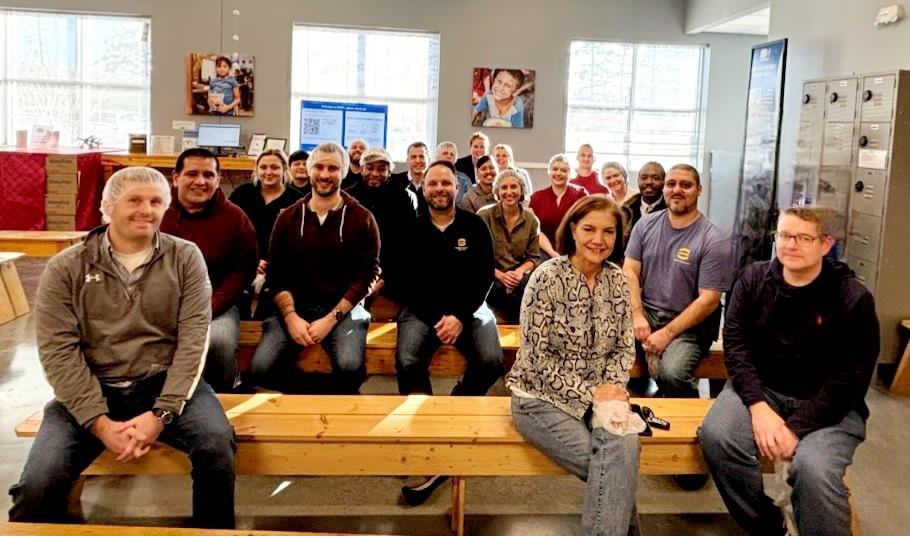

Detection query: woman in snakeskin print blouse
xmin=506 ymin=195 xmax=638 ymax=536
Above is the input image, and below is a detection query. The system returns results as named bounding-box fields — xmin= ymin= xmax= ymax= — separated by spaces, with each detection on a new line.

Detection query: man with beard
xmin=250 ymin=142 xmax=380 ymax=394
xmin=623 ymin=163 xmax=732 ymax=400
xmin=347 ymin=147 xmax=417 ymax=303
xmin=455 ymin=131 xmax=488 ymax=183
xmin=395 ymin=160 xmax=503 ymax=505
xmin=624 ymin=161 xmax=668 ymax=229
xmin=392 ymin=142 xmax=429 ymax=215
xmin=435 ymin=141 xmax=471 ymax=205
xmin=341 ymin=139 xmax=367 ymax=191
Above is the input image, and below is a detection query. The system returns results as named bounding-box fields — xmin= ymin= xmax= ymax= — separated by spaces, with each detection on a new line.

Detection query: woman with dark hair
xmin=507 ymin=196 xmax=637 ymax=536
xmin=229 ymin=149 xmax=302 ymax=317
xmin=477 ymin=169 xmax=540 ymax=322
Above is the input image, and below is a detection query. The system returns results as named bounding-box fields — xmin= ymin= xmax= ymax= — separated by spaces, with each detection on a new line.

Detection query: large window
xmin=0 ymin=10 xmax=150 ymax=148
xmin=291 ymin=25 xmax=440 ymax=159
xmin=565 ymin=41 xmax=708 ymax=172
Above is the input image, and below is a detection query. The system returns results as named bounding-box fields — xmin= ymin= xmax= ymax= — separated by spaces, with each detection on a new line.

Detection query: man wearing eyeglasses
xmin=623 ymin=163 xmax=733 ymax=399
xmin=699 ymin=207 xmax=879 ymax=536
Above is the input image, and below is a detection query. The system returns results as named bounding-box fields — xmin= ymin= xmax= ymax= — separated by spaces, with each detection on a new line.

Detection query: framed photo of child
xmin=471 ymin=67 xmax=535 ymax=128
xmin=185 ymin=52 xmax=256 ymax=117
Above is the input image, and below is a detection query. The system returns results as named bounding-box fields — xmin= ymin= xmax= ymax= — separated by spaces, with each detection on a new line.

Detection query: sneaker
xmin=401 ymin=475 xmax=449 ymax=506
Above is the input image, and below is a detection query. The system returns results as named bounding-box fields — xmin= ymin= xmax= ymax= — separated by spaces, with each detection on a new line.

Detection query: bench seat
xmin=0 ymin=522 xmax=389 ymax=536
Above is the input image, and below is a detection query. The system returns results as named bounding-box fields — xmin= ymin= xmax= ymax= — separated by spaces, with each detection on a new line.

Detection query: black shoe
xmin=401 ymin=475 xmax=449 ymax=506
xmin=673 ymin=473 xmax=709 ymax=490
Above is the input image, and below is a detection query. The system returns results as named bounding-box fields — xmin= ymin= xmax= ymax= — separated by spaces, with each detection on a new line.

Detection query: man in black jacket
xmin=699 ymin=207 xmax=879 ymax=536
xmin=347 ymin=147 xmax=417 ymax=303
xmin=623 ymin=161 xmax=667 ymax=230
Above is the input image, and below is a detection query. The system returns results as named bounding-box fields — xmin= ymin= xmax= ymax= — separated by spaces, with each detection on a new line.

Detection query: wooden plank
xmin=0 ymin=522 xmax=388 ymax=536
xmin=0 ymin=231 xmax=86 ymax=257
xmin=1 ymin=259 xmax=29 ymax=316
xmin=890 ymin=328 xmax=910 ymax=395
xmin=0 ymin=280 xmax=15 ymax=324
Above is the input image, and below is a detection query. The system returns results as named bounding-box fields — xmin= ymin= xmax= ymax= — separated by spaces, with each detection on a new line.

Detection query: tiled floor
xmin=1 ymin=256 xmax=907 ymax=535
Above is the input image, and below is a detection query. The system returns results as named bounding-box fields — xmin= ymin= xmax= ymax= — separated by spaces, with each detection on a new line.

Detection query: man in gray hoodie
xmin=8 ymin=167 xmax=235 ymax=528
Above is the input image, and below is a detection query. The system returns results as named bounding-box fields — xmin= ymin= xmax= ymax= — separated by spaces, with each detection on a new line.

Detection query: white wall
xmin=685 ymin=0 xmax=768 ymax=33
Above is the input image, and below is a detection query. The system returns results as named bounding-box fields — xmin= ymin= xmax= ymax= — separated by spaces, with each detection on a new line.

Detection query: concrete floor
xmin=1 ymin=256 xmax=907 ymax=535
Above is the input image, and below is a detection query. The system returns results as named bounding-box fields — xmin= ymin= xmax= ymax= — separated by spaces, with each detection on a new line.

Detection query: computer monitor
xmin=197 ymin=123 xmax=241 ymax=149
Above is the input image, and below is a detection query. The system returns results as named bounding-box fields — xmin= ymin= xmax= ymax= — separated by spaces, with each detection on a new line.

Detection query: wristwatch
xmin=152 ymin=408 xmax=175 ymax=426
xmin=333 ymin=308 xmax=345 ymax=322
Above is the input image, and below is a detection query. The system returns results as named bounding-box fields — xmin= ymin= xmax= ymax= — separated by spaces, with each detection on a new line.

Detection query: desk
xmin=0 ymin=148 xmax=106 ymax=231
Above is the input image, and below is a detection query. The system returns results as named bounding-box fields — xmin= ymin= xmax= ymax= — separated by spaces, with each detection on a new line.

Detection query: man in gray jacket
xmin=8 ymin=167 xmax=235 ymax=528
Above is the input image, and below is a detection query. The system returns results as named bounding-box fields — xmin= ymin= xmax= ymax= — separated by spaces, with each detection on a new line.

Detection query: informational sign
xmin=732 ymin=39 xmax=788 ymax=269
xmin=299 ymin=100 xmax=388 ymax=151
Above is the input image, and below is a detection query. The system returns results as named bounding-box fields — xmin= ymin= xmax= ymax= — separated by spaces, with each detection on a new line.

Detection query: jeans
xmin=206 ymin=305 xmax=240 ymax=392
xmin=699 ymin=383 xmax=865 ymax=536
xmin=250 ymin=304 xmax=370 ymax=394
xmin=395 ymin=304 xmax=503 ymax=395
xmin=9 ymin=377 xmax=235 ymax=528
xmin=643 ymin=307 xmax=712 ymax=397
xmin=511 ymin=396 xmax=639 ymax=536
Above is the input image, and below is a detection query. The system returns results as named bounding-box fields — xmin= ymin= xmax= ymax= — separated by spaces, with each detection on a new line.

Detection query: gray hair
xmin=308 ymin=141 xmax=350 ymax=178
xmin=493 ymin=168 xmax=529 ymax=203
xmin=600 ymin=161 xmax=628 ymax=180
xmin=436 ymin=141 xmax=458 ymax=156
xmin=100 ymin=166 xmax=171 ymax=223
xmin=547 ymin=153 xmax=570 ymax=171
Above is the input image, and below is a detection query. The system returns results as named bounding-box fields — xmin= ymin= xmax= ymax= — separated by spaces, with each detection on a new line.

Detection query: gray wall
xmin=770 ymin=0 xmax=910 ymax=206
xmin=7 ymin=0 xmax=758 ymax=177
xmin=685 ymin=0 xmax=768 ymax=33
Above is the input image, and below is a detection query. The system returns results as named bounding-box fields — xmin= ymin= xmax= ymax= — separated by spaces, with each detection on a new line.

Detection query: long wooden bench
xmin=0 ymin=231 xmax=87 ymax=257
xmin=0 ymin=522 xmax=389 ymax=536
xmin=237 ymin=321 xmax=728 ymax=379
xmin=16 ymin=394 xmax=710 ymax=536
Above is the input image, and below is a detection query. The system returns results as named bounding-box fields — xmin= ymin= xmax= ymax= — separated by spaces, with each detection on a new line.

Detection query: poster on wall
xmin=732 ymin=39 xmax=787 ymax=269
xmin=471 ymin=67 xmax=535 ymax=128
xmin=185 ymin=53 xmax=256 ymax=117
xmin=298 ymin=100 xmax=388 ymax=151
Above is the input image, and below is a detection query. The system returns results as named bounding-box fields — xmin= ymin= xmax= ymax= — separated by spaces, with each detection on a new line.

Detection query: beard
xmin=427 ymin=192 xmax=453 ymax=211
xmin=314 ymin=179 xmax=339 ymax=197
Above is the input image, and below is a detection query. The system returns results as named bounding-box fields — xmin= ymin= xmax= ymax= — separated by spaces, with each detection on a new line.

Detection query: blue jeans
xmin=643 ymin=307 xmax=712 ymax=397
xmin=250 ymin=305 xmax=370 ymax=394
xmin=206 ymin=305 xmax=240 ymax=392
xmin=699 ymin=383 xmax=865 ymax=536
xmin=9 ymin=376 xmax=235 ymax=528
xmin=511 ymin=396 xmax=639 ymax=536
xmin=395 ymin=304 xmax=503 ymax=395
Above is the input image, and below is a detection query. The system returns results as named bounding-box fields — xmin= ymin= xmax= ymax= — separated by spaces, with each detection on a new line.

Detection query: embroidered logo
xmin=85 ymin=273 xmax=102 ymax=283
xmin=675 ymin=247 xmax=691 ymax=261
xmin=455 ymin=238 xmax=468 ymax=252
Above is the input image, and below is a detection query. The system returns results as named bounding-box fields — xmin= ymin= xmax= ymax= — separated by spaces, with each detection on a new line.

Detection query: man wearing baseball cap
xmin=348 ymin=147 xmax=418 ymax=303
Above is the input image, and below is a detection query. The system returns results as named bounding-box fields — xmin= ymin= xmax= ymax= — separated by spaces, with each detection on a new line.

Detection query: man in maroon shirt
xmin=250 ymin=142 xmax=380 ymax=394
xmin=160 ymin=147 xmax=258 ymax=392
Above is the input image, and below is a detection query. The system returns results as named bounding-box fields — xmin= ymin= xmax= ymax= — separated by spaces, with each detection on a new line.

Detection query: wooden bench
xmin=0 ymin=252 xmax=29 ymax=325
xmin=0 ymin=522 xmax=389 ymax=536
xmin=0 ymin=231 xmax=87 ymax=257
xmin=16 ymin=394 xmax=711 ymax=536
xmin=890 ymin=320 xmax=910 ymax=395
xmin=237 ymin=321 xmax=728 ymax=380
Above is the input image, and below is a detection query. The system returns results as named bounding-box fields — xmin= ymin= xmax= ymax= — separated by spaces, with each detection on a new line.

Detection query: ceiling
xmin=702 ymin=7 xmax=770 ymax=35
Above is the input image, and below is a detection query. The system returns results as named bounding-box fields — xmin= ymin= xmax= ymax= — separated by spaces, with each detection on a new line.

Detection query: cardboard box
xmin=45 ymin=155 xmax=78 ymax=175
xmin=45 ymin=214 xmax=76 ymax=231
xmin=46 ymin=171 xmax=79 ymax=194
xmin=45 ymin=193 xmax=77 ymax=215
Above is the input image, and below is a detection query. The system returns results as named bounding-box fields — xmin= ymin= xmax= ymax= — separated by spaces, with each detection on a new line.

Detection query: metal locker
xmin=860 ymin=75 xmax=896 ymax=122
xmin=846 ymin=212 xmax=882 ymax=262
xmin=821 ymin=122 xmax=855 ymax=166
xmin=849 ymin=256 xmax=878 ymax=293
xmin=850 ymin=168 xmax=886 ymax=216
xmin=857 ymin=122 xmax=892 ymax=153
xmin=826 ymin=78 xmax=858 ymax=122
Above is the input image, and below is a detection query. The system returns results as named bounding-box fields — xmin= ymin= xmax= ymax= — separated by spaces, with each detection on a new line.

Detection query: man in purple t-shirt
xmin=623 ymin=163 xmax=732 ymax=398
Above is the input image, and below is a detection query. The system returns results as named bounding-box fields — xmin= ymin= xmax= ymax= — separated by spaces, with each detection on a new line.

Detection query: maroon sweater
xmin=160 ymin=189 xmax=258 ymax=316
xmin=267 ymin=192 xmax=380 ymax=319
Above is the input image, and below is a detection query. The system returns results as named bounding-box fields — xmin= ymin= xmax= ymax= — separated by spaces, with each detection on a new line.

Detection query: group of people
xmin=9 ymin=132 xmax=880 ymax=536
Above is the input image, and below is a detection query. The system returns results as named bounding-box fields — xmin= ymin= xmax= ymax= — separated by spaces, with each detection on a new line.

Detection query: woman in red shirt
xmin=528 ymin=153 xmax=588 ymax=259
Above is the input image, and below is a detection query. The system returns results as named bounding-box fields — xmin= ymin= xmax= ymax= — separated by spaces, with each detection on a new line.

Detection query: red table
xmin=0 ymin=147 xmax=109 ymax=231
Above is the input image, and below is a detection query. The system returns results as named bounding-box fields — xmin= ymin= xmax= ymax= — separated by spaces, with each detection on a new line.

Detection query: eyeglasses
xmin=775 ymin=231 xmax=822 ymax=245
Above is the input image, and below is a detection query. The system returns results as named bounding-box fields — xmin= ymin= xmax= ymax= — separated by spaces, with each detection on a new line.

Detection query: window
xmin=565 ymin=41 xmax=707 ymax=173
xmin=0 ymin=10 xmax=150 ymax=148
xmin=291 ymin=25 xmax=440 ymax=160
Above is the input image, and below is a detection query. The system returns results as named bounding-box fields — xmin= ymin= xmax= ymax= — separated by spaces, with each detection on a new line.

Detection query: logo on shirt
xmin=85 ymin=273 xmax=102 ymax=283
xmin=456 ymin=238 xmax=468 ymax=252
xmin=675 ymin=247 xmax=691 ymax=261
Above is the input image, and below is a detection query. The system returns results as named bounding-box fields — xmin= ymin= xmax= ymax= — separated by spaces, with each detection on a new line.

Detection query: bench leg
xmin=67 ymin=475 xmax=86 ymax=519
xmin=450 ymin=476 xmax=466 ymax=536
xmin=890 ymin=338 xmax=910 ymax=396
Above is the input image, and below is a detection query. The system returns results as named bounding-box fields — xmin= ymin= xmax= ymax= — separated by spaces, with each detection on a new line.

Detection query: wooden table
xmin=0 ymin=252 xmax=28 ymax=324
xmin=0 ymin=231 xmax=87 ymax=257
xmin=102 ymin=153 xmax=257 ymax=180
